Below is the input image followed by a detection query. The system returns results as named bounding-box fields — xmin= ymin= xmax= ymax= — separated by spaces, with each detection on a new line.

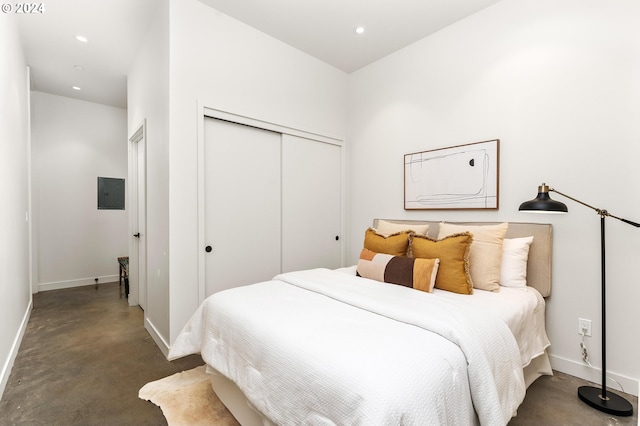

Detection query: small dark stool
xmin=118 ymin=256 xmax=129 ymax=298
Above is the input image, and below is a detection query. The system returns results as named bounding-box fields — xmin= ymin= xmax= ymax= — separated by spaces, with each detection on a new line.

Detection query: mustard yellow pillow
xmin=375 ymin=220 xmax=429 ymax=237
xmin=410 ymin=232 xmax=473 ymax=295
xmin=363 ymin=228 xmax=411 ymax=256
xmin=438 ymin=223 xmax=508 ymax=292
xmin=357 ymin=248 xmax=440 ymax=292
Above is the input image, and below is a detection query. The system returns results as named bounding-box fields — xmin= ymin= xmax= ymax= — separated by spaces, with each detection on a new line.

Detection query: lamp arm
xmin=610 ymin=215 xmax=640 ymax=228
xmin=550 ymin=188 xmax=640 ymax=228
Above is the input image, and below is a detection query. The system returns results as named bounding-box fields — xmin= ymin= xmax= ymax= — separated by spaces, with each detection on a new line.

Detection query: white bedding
xmin=337 ymin=265 xmax=551 ymax=368
xmin=170 ymin=268 xmax=541 ymax=425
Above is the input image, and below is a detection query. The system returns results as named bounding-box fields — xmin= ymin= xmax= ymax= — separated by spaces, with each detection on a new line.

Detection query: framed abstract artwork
xmin=404 ymin=139 xmax=499 ymax=210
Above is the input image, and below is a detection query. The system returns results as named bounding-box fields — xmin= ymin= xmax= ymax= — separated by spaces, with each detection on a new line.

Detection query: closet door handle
xmin=133 ymin=233 xmax=141 ymax=238
xmin=205 ymin=245 xmax=213 ymax=253
xmin=335 ymin=236 xmax=340 ymax=241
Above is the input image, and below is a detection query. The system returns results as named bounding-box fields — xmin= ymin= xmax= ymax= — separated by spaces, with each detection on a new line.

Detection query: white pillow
xmin=499 ymin=236 xmax=534 ymax=289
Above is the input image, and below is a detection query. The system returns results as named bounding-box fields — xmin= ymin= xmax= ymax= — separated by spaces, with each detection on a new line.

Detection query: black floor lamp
xmin=519 ymin=183 xmax=638 ymax=417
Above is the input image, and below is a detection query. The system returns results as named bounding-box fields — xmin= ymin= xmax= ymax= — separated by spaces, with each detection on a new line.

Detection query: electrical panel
xmin=97 ymin=177 xmax=125 ymax=210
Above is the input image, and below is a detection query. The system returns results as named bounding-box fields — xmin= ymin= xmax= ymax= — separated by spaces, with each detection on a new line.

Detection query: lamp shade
xmin=519 ymin=184 xmax=568 ymax=213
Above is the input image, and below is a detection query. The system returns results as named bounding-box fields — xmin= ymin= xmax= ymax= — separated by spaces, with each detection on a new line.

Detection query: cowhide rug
xmin=139 ymin=365 xmax=240 ymax=426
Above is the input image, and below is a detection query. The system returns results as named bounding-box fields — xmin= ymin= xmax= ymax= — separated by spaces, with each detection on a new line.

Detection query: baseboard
xmin=550 ymin=354 xmax=639 ymax=397
xmin=144 ymin=316 xmax=169 ymax=358
xmin=0 ymin=298 xmax=33 ymax=400
xmin=37 ymin=275 xmax=119 ymax=292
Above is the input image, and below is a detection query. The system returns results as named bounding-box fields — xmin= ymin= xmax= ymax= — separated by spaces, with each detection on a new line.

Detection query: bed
xmin=169 ymin=220 xmax=553 ymax=425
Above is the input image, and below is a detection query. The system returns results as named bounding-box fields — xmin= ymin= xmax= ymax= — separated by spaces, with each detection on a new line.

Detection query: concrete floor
xmin=0 ymin=282 xmax=637 ymax=425
xmin=0 ymin=282 xmax=203 ymax=425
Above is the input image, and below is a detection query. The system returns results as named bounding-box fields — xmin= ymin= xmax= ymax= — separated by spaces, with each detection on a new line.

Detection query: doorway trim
xmin=128 ymin=119 xmax=147 ymax=308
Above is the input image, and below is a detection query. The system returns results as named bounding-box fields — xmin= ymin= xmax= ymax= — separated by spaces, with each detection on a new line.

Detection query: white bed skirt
xmin=207 ymin=351 xmax=552 ymax=426
xmin=523 ymin=350 xmax=553 ymax=388
xmin=208 ymin=365 xmax=276 ymax=426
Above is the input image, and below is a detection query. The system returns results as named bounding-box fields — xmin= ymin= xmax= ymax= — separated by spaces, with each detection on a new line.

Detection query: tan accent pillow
xmin=363 ymin=228 xmax=411 ymax=256
xmin=357 ymin=248 xmax=440 ymax=292
xmin=410 ymin=232 xmax=473 ymax=295
xmin=438 ymin=223 xmax=508 ymax=292
xmin=375 ymin=220 xmax=429 ymax=237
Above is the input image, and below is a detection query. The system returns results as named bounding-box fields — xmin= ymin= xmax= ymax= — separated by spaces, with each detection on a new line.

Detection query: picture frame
xmin=404 ymin=139 xmax=499 ymax=210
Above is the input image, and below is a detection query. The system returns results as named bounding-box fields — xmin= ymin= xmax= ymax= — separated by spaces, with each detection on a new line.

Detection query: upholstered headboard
xmin=373 ymin=220 xmax=553 ymax=297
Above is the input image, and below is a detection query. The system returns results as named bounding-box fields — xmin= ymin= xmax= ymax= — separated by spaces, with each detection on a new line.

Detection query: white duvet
xmin=170 ymin=268 xmax=528 ymax=425
xmin=335 ymin=266 xmax=551 ymax=368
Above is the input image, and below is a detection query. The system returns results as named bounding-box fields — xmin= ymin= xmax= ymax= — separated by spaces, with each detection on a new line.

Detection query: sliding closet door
xmin=282 ymin=135 xmax=342 ymax=272
xmin=204 ymin=118 xmax=281 ymax=296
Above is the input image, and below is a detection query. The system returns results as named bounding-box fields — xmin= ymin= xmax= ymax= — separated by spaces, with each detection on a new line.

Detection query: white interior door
xmin=129 ymin=122 xmax=147 ymax=309
xmin=282 ymin=135 xmax=342 ymax=272
xmin=204 ymin=118 xmax=281 ymax=297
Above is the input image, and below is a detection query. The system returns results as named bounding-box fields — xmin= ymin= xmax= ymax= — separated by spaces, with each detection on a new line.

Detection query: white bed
xmin=169 ymin=220 xmax=553 ymax=425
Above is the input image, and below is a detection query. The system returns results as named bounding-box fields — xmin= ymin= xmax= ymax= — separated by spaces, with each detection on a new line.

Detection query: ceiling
xmin=16 ymin=0 xmax=502 ymax=109
xmin=16 ymin=0 xmax=157 ymax=109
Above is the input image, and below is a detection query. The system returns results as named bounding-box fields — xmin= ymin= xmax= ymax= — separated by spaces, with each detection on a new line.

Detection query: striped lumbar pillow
xmin=357 ymin=248 xmax=439 ymax=293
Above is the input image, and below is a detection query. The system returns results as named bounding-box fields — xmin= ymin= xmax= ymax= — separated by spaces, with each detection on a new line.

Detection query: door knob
xmin=133 ymin=233 xmax=141 ymax=238
xmin=335 ymin=236 xmax=340 ymax=241
xmin=205 ymin=245 xmax=212 ymax=253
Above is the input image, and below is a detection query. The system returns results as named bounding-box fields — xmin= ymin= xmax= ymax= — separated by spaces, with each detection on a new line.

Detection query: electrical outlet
xmin=578 ymin=318 xmax=592 ymax=337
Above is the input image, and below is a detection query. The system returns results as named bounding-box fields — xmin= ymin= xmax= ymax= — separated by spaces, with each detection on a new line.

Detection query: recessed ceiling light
xmin=72 ymin=86 xmax=82 ymax=91
xmin=355 ymin=26 xmax=365 ymax=35
xmin=73 ymin=65 xmax=85 ymax=71
xmin=75 ymin=35 xmax=88 ymax=43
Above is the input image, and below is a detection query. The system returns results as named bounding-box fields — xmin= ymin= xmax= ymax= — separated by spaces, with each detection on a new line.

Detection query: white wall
xmin=0 ymin=14 xmax=32 ymax=399
xmin=128 ymin=0 xmax=348 ymax=353
xmin=127 ymin=0 xmax=170 ymax=349
xmin=166 ymin=0 xmax=347 ymax=345
xmin=31 ymin=91 xmax=128 ymax=291
xmin=348 ymin=0 xmax=640 ymax=393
